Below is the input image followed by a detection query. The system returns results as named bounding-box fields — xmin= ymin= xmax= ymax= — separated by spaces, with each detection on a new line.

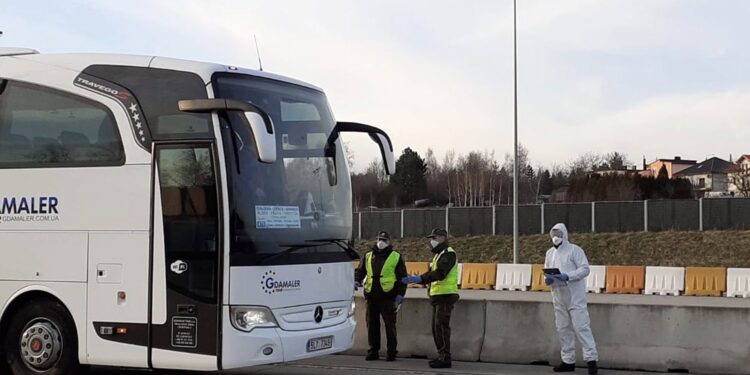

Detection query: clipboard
xmin=542 ymin=268 xmax=568 ymax=287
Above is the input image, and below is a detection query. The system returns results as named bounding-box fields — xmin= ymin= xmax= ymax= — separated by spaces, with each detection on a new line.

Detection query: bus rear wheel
xmin=3 ymin=299 xmax=80 ymax=375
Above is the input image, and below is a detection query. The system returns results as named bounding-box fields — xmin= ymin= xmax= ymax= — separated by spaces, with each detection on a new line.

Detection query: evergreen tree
xmin=657 ymin=165 xmax=669 ymax=179
xmin=539 ymin=169 xmax=554 ymax=195
xmin=390 ymin=148 xmax=428 ymax=205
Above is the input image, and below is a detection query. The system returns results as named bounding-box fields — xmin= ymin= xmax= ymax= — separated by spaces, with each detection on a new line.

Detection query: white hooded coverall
xmin=544 ymin=223 xmax=598 ymax=364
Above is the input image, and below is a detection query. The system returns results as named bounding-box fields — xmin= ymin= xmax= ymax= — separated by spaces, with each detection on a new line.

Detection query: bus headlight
xmin=230 ymin=306 xmax=278 ymax=332
xmin=348 ymin=298 xmax=356 ymax=317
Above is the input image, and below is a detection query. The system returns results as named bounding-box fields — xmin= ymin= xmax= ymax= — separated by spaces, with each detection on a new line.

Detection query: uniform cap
xmin=426 ymin=228 xmax=448 ymax=238
xmin=376 ymin=231 xmax=391 ymax=240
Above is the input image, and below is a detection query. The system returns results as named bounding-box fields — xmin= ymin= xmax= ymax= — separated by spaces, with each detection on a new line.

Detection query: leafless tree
xmin=351 ymin=158 xmax=392 ymax=210
xmin=443 ymin=150 xmax=456 ymax=205
xmin=729 ymin=164 xmax=750 ymax=197
xmin=343 ymin=141 xmax=355 ymax=170
xmin=568 ymin=152 xmax=605 ymax=177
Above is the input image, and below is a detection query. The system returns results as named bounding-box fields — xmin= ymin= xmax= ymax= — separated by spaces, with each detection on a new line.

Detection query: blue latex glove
xmin=402 ymin=275 xmax=422 ymax=284
xmin=555 ymin=273 xmax=570 ymax=282
xmin=395 ymin=295 xmax=405 ymax=305
xmin=544 ymin=277 xmax=554 ymax=286
xmin=354 ymin=281 xmax=362 ymax=291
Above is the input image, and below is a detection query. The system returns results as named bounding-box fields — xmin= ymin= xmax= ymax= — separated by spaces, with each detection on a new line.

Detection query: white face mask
xmin=377 ymin=240 xmax=388 ymax=250
xmin=430 ymin=239 xmax=440 ymax=248
xmin=552 ymin=236 xmax=563 ymax=246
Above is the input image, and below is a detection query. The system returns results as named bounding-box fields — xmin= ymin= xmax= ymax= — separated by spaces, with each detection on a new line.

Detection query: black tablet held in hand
xmin=543 ymin=268 xmax=561 ymax=275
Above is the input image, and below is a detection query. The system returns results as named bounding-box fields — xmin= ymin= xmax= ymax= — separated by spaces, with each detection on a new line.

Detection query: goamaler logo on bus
xmin=261 ymin=270 xmax=301 ymax=295
xmin=0 ymin=196 xmax=60 ymax=224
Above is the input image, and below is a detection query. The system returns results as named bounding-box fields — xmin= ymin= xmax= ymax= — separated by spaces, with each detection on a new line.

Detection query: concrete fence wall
xmin=403 ymin=209 xmax=446 ymax=237
xmin=346 ymin=292 xmax=750 ymax=374
xmin=593 ymin=201 xmax=644 ymax=232
xmin=495 ymin=205 xmax=541 ymax=235
xmin=354 ymin=198 xmax=750 ymax=238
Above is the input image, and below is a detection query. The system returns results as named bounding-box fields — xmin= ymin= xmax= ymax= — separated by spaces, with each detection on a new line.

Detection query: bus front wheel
xmin=3 ymin=299 xmax=80 ymax=375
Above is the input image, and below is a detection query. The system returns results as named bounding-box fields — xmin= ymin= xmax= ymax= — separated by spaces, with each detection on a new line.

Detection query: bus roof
xmin=0 ymin=48 xmax=323 ymax=92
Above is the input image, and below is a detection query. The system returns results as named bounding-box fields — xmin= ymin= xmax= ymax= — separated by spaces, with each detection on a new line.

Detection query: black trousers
xmin=366 ymin=298 xmax=398 ymax=355
xmin=431 ymin=300 xmax=455 ymax=361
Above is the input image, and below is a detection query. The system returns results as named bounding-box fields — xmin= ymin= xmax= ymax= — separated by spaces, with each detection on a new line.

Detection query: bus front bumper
xmin=222 ymin=309 xmax=356 ymax=370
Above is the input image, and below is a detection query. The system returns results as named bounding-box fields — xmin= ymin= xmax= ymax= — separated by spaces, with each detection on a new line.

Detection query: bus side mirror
xmin=178 ymin=98 xmax=277 ymax=163
xmin=325 ymin=122 xmax=396 ymax=175
xmin=242 ymin=111 xmax=277 ymax=163
xmin=368 ymin=132 xmax=396 ymax=175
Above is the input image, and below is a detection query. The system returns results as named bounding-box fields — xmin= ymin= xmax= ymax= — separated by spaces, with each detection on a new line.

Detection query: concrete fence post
xmin=540 ymin=203 xmax=545 ymax=234
xmin=644 ymin=200 xmax=649 ymax=232
xmin=699 ymin=198 xmax=703 ymax=231
xmin=591 ymin=201 xmax=596 ymax=233
xmin=400 ymin=209 xmax=405 ymax=238
xmin=358 ymin=212 xmax=362 ymax=239
xmin=492 ymin=206 xmax=497 ymax=236
xmin=445 ymin=206 xmax=450 ymax=234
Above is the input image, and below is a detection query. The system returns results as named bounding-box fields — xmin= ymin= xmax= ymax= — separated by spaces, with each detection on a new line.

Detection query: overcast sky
xmin=2 ymin=0 xmax=749 ymax=171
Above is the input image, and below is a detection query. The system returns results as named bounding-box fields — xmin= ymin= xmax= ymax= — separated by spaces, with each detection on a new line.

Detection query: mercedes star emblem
xmin=314 ymin=306 xmax=323 ymax=323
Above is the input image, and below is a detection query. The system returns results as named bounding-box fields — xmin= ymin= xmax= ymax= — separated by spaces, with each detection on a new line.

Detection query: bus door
xmin=150 ymin=142 xmax=223 ymax=370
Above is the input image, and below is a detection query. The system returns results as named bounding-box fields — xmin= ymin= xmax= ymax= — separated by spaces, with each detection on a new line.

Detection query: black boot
xmin=365 ymin=351 xmax=379 ymax=361
xmin=429 ymin=359 xmax=452 ymax=368
xmin=429 ymin=355 xmax=452 ymax=368
xmin=553 ymin=362 xmax=576 ymax=372
xmin=386 ymin=352 xmax=397 ymax=362
xmin=587 ymin=361 xmax=598 ymax=374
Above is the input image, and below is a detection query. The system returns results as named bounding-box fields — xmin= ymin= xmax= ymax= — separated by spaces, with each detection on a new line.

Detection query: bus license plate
xmin=307 ymin=336 xmax=333 ymax=352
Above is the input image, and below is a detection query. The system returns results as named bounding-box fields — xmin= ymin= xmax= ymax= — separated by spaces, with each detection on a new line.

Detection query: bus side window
xmin=161 ymin=187 xmax=183 ymax=217
xmin=0 ymin=80 xmax=125 ymax=168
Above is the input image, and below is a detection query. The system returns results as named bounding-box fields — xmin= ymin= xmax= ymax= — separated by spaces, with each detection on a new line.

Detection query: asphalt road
xmin=89 ymin=355 xmax=658 ymax=375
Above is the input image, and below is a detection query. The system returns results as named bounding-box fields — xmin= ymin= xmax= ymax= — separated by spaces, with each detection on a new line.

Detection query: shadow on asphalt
xmin=89 ymin=368 xmax=213 ymax=375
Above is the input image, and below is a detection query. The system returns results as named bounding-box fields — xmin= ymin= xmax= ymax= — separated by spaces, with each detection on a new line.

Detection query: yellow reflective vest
xmin=429 ymin=247 xmax=458 ymax=296
xmin=364 ymin=250 xmax=401 ymax=293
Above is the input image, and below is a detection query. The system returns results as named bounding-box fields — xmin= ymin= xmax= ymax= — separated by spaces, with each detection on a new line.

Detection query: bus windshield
xmin=213 ymin=74 xmax=353 ymax=266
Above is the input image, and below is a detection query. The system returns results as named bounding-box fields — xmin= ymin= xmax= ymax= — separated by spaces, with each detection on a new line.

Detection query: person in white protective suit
xmin=544 ymin=223 xmax=598 ymax=374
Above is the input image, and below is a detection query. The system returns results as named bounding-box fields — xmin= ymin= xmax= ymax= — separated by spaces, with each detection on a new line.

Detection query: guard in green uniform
xmin=401 ymin=228 xmax=459 ymax=369
xmin=355 ymin=231 xmax=407 ymax=361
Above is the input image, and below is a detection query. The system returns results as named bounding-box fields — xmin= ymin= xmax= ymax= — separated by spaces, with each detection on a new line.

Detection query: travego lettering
xmin=75 ymin=77 xmax=130 ymax=100
xmin=0 ymin=197 xmax=59 ymax=215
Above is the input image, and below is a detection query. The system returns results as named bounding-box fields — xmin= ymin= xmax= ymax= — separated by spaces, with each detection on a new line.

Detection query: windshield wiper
xmin=259 ymin=243 xmax=320 ymax=265
xmin=307 ymin=238 xmax=360 ymax=260
xmin=259 ymin=239 xmax=358 ymax=265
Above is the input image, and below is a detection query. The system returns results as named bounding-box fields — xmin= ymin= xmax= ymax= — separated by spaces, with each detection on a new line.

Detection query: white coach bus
xmin=0 ymin=48 xmax=396 ymax=374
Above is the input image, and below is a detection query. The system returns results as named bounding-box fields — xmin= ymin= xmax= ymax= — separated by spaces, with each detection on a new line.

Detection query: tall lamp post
xmin=512 ymin=0 xmax=520 ymax=264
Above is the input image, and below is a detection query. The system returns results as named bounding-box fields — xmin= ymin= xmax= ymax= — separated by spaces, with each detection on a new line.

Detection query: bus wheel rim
xmin=19 ymin=320 xmax=63 ymax=371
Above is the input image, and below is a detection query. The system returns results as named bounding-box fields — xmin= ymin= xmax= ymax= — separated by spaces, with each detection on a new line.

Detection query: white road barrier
xmin=457 ymin=263 xmax=463 ymax=286
xmin=586 ymin=265 xmax=607 ymax=293
xmin=494 ymin=264 xmax=532 ymax=291
xmin=726 ymin=268 xmax=750 ymax=298
xmin=644 ymin=266 xmax=685 ymax=296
